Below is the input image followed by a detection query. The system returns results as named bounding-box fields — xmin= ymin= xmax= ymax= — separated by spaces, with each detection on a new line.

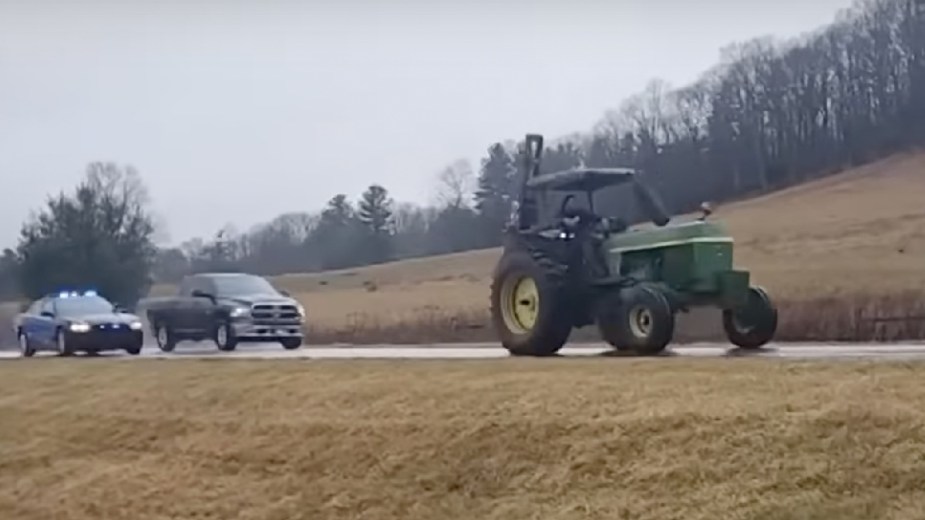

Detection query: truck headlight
xmin=69 ymin=322 xmax=90 ymax=333
xmin=297 ymin=304 xmax=305 ymax=319
xmin=129 ymin=321 xmax=143 ymax=330
xmin=229 ymin=306 xmax=249 ymax=318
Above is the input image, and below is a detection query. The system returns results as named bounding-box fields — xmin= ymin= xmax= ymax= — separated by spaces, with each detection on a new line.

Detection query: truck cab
xmin=141 ymin=272 xmax=306 ymax=352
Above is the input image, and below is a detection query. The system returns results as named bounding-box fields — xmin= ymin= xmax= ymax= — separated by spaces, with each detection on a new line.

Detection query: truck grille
xmin=251 ymin=304 xmax=301 ymax=324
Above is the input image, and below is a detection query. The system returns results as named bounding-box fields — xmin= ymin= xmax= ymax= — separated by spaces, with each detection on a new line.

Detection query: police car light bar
xmin=55 ymin=289 xmax=99 ymax=298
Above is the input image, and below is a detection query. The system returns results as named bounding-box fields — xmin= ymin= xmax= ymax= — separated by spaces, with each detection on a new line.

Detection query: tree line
xmin=1 ymin=0 xmax=922 ymax=303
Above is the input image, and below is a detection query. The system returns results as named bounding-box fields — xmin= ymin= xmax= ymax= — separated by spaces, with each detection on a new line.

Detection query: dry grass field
xmin=243 ymin=150 xmax=925 ymax=342
xmin=3 ymin=358 xmax=925 ymax=519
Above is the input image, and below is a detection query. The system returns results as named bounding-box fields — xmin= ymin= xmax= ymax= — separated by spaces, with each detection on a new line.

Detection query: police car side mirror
xmin=40 ymin=311 xmax=54 ymax=319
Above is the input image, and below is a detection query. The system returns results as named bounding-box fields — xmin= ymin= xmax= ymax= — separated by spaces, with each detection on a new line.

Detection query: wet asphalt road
xmin=4 ymin=341 xmax=925 ymax=361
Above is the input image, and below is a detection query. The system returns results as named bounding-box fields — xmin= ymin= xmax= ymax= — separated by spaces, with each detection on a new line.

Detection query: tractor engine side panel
xmin=617 ymin=241 xmax=736 ymax=293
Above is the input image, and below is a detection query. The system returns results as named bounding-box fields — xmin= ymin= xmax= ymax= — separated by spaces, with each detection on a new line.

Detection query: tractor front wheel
xmin=723 ymin=286 xmax=777 ymax=349
xmin=490 ymin=249 xmax=572 ymax=356
xmin=600 ymin=284 xmax=675 ymax=356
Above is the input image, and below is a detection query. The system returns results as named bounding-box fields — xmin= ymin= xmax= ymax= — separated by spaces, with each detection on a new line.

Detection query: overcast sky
xmin=0 ymin=0 xmax=855 ymax=249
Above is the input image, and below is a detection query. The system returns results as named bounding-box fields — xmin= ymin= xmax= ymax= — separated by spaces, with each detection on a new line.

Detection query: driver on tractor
xmin=557 ymin=194 xmax=618 ymax=281
xmin=558 ymin=194 xmax=628 ymax=233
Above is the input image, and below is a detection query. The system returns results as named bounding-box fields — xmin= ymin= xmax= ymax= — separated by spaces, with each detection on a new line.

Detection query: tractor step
xmin=591 ymin=276 xmax=626 ymax=286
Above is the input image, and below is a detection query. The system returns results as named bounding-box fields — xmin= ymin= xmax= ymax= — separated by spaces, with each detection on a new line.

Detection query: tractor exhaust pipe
xmin=631 ymin=177 xmax=671 ymax=227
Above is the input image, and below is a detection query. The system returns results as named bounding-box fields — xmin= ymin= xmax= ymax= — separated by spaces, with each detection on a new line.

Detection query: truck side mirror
xmin=40 ymin=311 xmax=54 ymax=319
xmin=191 ymin=289 xmax=215 ymax=301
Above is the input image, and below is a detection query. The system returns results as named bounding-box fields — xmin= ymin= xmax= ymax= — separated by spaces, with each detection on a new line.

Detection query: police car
xmin=13 ymin=290 xmax=145 ymax=357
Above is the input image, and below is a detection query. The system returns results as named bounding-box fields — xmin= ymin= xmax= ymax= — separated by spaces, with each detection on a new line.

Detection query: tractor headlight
xmin=129 ymin=321 xmax=143 ymax=330
xmin=69 ymin=322 xmax=91 ymax=333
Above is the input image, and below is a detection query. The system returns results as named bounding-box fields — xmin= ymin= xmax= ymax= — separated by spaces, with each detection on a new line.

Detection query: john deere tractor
xmin=489 ymin=133 xmax=778 ymax=356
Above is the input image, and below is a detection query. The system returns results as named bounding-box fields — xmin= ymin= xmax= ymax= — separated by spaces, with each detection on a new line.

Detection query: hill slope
xmin=257 ymin=150 xmax=925 ymax=338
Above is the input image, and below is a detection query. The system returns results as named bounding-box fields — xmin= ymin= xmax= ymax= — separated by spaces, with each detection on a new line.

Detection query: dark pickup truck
xmin=140 ymin=272 xmax=306 ymax=352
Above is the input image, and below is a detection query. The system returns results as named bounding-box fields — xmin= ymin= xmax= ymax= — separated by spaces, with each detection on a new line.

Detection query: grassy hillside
xmin=222 ymin=150 xmax=925 ymax=342
xmin=3 ymin=358 xmax=925 ymax=520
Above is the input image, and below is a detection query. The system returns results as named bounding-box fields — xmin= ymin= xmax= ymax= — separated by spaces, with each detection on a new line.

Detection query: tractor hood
xmin=604 ymin=220 xmax=733 ymax=254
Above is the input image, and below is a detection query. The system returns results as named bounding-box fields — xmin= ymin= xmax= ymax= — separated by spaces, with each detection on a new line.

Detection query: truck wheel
xmin=55 ymin=329 xmax=74 ymax=357
xmin=489 ymin=248 xmax=573 ymax=356
xmin=609 ymin=284 xmax=675 ymax=355
xmin=125 ymin=344 xmax=142 ymax=356
xmin=214 ymin=320 xmax=238 ymax=352
xmin=154 ymin=322 xmax=177 ymax=353
xmin=280 ymin=338 xmax=302 ymax=350
xmin=17 ymin=331 xmax=35 ymax=358
xmin=723 ymin=286 xmax=777 ymax=349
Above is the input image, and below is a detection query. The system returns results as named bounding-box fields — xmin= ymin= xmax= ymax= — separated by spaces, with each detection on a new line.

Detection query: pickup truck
xmin=139 ymin=272 xmax=306 ymax=352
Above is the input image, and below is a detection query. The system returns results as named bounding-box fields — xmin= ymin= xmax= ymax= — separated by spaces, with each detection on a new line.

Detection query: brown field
xmin=169 ymin=150 xmax=925 ymax=343
xmin=3 ymin=358 xmax=925 ymax=519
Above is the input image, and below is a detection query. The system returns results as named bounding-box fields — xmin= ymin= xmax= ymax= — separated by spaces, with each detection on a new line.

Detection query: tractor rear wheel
xmin=723 ymin=286 xmax=777 ymax=349
xmin=490 ymin=249 xmax=573 ymax=356
xmin=599 ymin=284 xmax=675 ymax=355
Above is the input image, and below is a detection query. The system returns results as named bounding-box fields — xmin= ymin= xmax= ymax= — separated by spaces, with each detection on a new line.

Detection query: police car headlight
xmin=229 ymin=306 xmax=249 ymax=318
xmin=69 ymin=322 xmax=91 ymax=333
xmin=129 ymin=321 xmax=143 ymax=330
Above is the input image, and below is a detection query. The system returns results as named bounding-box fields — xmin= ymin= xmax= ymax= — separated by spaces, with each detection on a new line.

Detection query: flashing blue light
xmin=53 ymin=289 xmax=99 ymax=299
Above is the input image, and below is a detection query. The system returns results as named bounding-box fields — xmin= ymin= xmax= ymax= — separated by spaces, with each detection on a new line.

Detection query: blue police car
xmin=13 ymin=290 xmax=145 ymax=357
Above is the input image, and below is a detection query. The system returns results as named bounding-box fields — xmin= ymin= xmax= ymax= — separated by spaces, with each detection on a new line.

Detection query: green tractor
xmin=489 ymin=133 xmax=778 ymax=356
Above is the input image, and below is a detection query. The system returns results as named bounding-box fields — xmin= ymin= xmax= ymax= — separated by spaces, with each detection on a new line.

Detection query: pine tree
xmin=309 ymin=194 xmax=365 ymax=270
xmin=473 ymin=143 xmax=517 ymax=245
xmin=357 ymin=184 xmax=394 ymax=264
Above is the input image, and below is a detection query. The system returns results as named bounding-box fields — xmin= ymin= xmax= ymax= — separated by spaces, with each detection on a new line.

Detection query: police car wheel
xmin=215 ymin=321 xmax=238 ymax=352
xmin=18 ymin=331 xmax=35 ymax=358
xmin=56 ymin=330 xmax=73 ymax=357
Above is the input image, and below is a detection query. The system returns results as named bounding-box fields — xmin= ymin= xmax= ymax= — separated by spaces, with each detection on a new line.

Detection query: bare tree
xmin=434 ymin=158 xmax=476 ymax=209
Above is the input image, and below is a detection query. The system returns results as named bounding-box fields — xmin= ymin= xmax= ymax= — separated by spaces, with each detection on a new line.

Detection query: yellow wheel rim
xmin=500 ymin=275 xmax=539 ymax=334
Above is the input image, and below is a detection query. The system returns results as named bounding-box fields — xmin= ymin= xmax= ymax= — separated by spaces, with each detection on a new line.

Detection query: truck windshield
xmin=55 ymin=295 xmax=114 ymax=316
xmin=213 ymin=275 xmax=280 ymax=296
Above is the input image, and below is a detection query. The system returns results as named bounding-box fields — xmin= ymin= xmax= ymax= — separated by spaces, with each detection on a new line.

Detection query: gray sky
xmin=0 ymin=0 xmax=854 ymax=249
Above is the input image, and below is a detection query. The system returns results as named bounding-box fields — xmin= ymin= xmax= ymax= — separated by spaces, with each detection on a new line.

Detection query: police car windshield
xmin=213 ymin=276 xmax=279 ymax=296
xmin=55 ymin=295 xmax=114 ymax=316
